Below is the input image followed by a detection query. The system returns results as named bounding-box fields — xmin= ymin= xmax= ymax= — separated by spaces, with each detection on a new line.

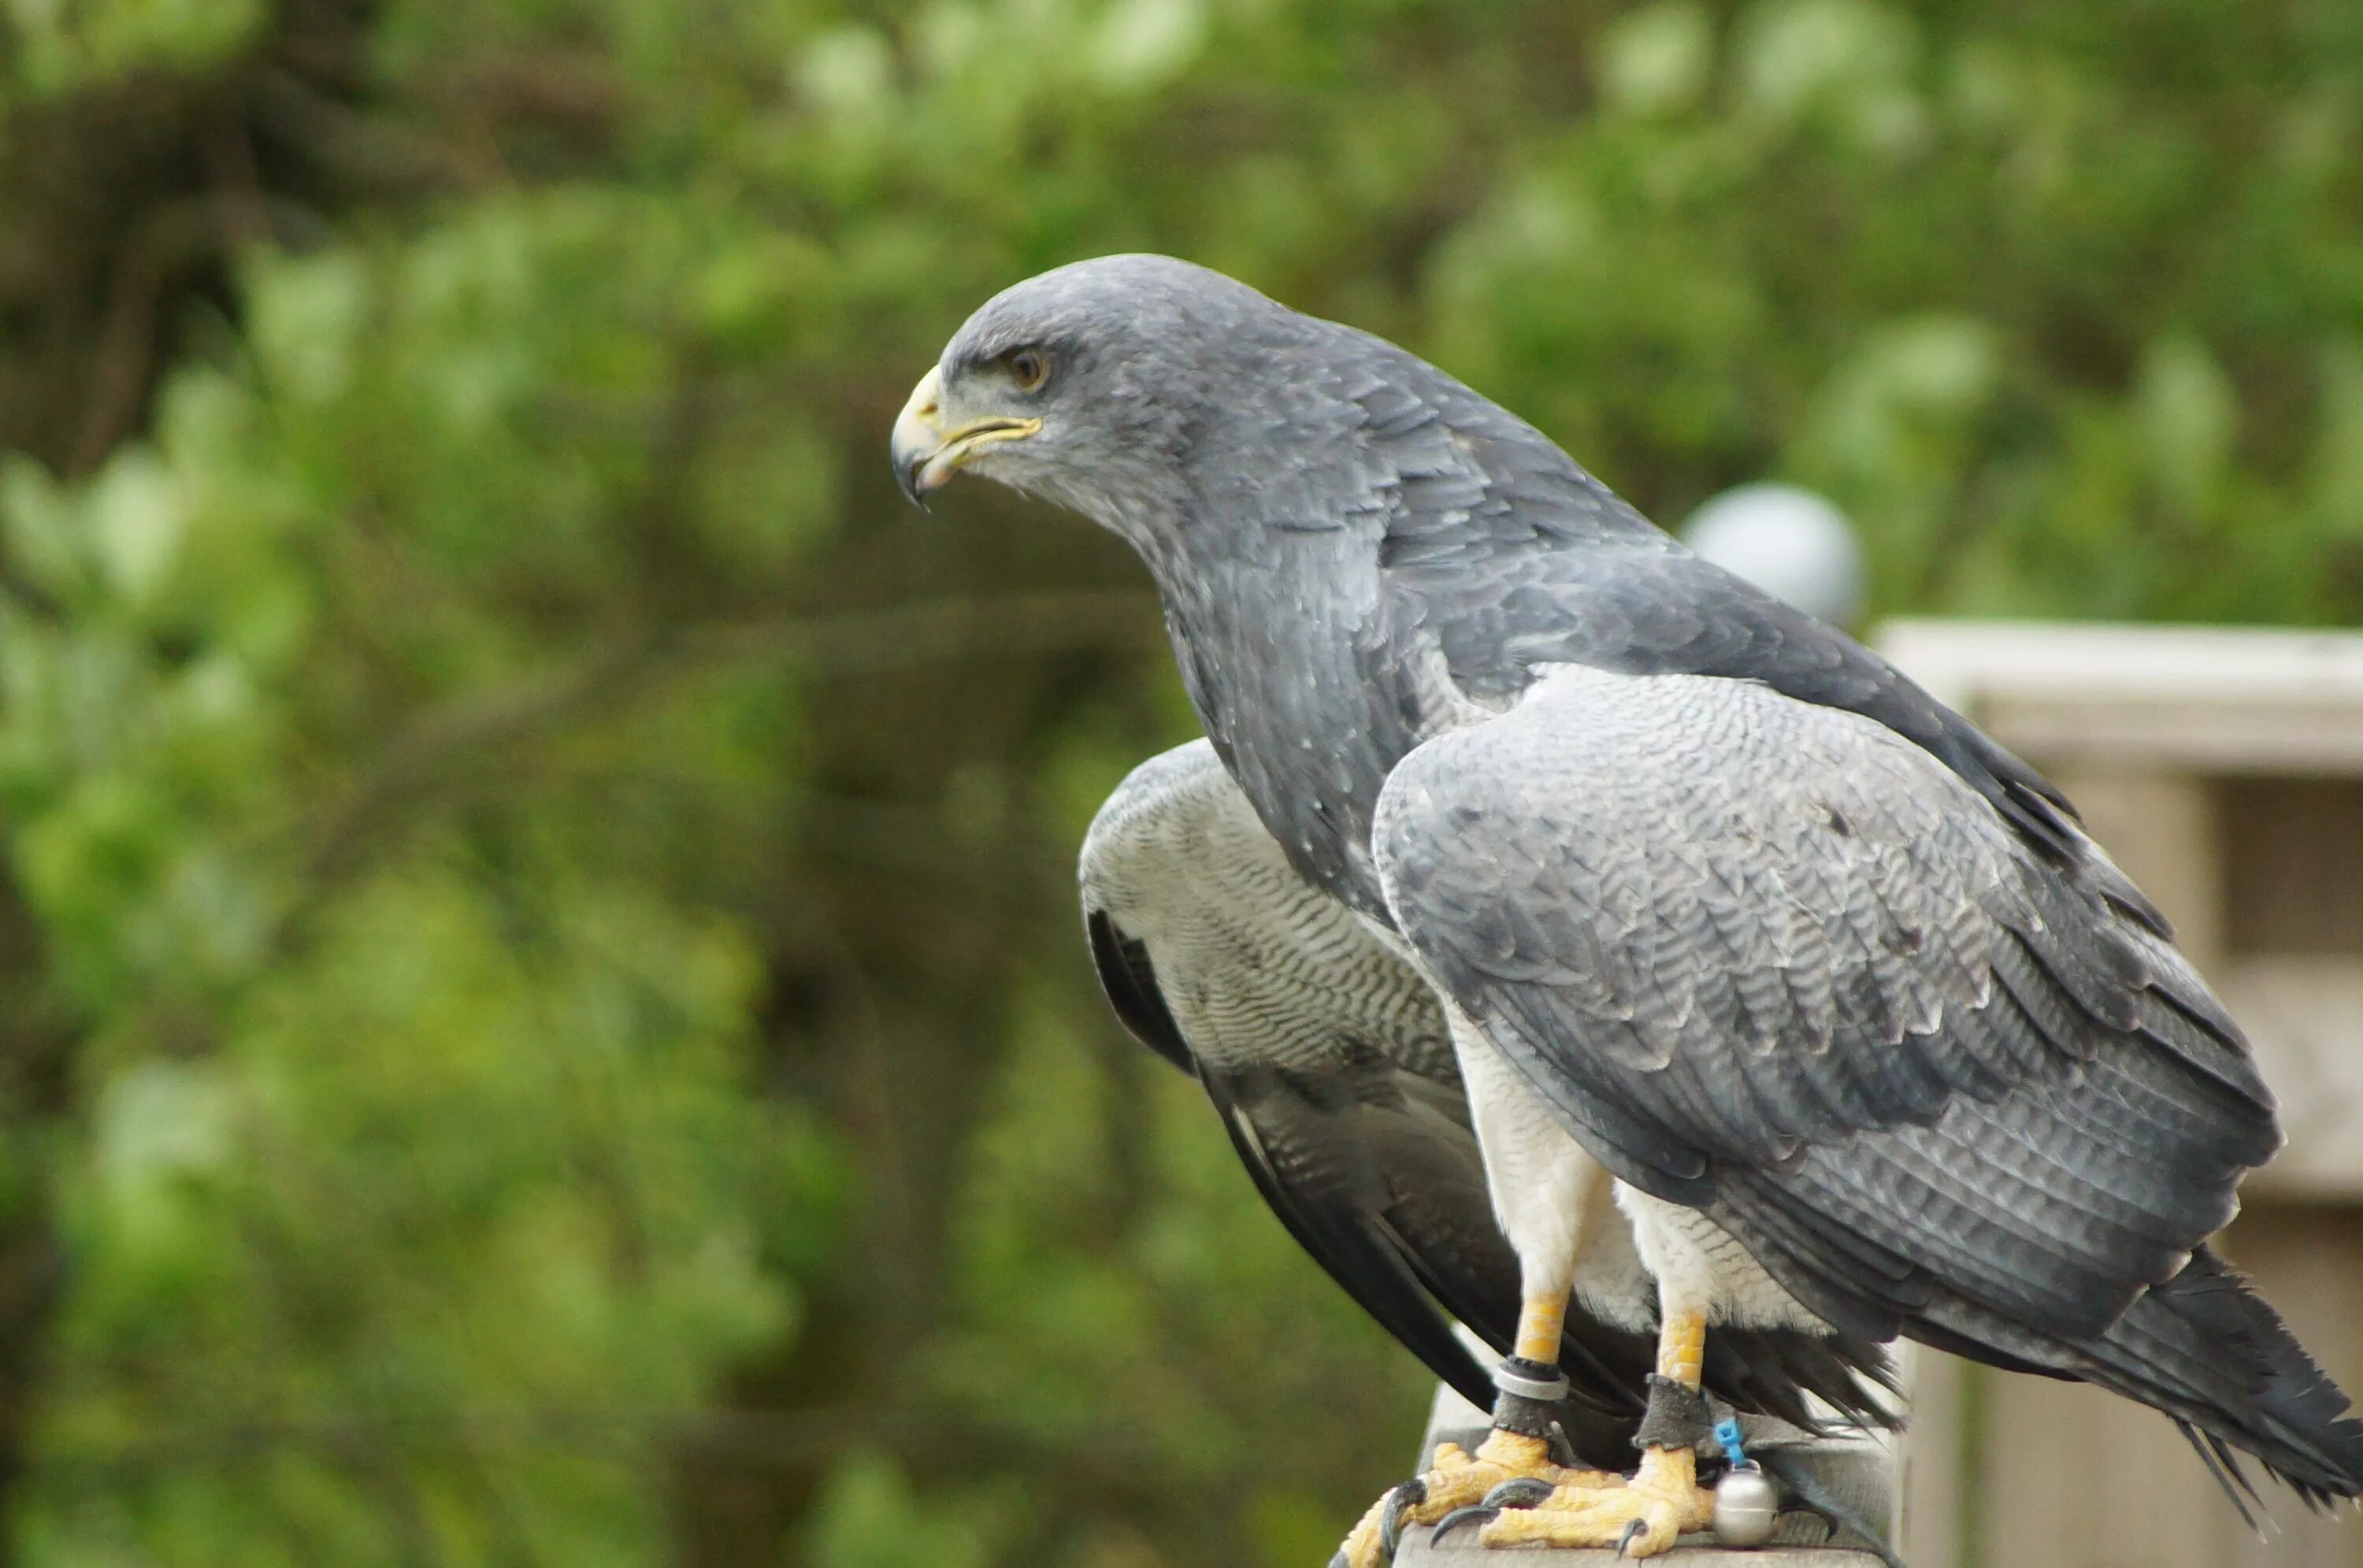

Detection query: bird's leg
xmin=1476 ymin=1294 xmax=1718 ymax=1558
xmin=1332 ymin=1288 xmax=1613 ymax=1568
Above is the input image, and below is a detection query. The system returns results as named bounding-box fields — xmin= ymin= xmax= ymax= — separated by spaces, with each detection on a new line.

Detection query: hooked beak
xmin=890 ymin=365 xmax=1042 ymax=509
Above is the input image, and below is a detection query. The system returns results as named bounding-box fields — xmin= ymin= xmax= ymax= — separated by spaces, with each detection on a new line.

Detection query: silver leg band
xmin=1491 ymin=1357 xmax=1572 ymax=1403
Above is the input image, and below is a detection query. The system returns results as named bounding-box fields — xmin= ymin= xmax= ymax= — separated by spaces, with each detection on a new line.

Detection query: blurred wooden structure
xmin=1878 ymin=620 xmax=2363 ymax=1568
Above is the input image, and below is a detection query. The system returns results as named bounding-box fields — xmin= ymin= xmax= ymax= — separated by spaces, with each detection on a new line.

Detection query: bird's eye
xmin=1007 ymin=349 xmax=1048 ymax=392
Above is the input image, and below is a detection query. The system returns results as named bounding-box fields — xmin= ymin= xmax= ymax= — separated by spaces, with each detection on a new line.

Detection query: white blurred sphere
xmin=1678 ymin=484 xmax=1864 ymax=628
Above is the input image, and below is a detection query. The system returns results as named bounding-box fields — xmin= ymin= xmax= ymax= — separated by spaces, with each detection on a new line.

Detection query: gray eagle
xmin=890 ymin=255 xmax=2363 ymax=1562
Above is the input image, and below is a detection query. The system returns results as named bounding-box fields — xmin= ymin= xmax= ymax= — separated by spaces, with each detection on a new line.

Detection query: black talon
xmin=1429 ymin=1503 xmax=1498 ymax=1544
xmin=1378 ymin=1478 xmax=1426 ymax=1560
xmin=1754 ymin=1450 xmax=1911 ymax=1568
xmin=1615 ymin=1518 xmax=1649 ymax=1559
xmin=1481 ymin=1477 xmax=1556 ymax=1511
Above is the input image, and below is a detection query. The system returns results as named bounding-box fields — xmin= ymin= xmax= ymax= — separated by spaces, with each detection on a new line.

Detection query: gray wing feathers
xmin=1082 ymin=740 xmax=1454 ymax=1081
xmin=1375 ymin=666 xmax=2280 ymax=1344
xmin=1082 ymin=743 xmax=1504 ymax=1407
xmin=1081 ymin=740 xmax=1900 ymax=1443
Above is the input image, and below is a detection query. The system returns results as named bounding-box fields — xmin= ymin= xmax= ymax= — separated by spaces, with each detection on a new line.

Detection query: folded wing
xmin=1374 ymin=665 xmax=2362 ymax=1500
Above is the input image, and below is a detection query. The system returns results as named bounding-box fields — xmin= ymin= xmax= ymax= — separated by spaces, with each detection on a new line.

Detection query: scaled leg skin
xmin=1478 ymin=1292 xmax=1717 ymax=1558
xmin=1333 ymin=1292 xmax=1612 ymax=1568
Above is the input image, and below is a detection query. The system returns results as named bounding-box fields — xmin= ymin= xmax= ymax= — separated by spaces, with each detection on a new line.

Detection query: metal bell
xmin=1712 ymin=1462 xmax=1779 ymax=1548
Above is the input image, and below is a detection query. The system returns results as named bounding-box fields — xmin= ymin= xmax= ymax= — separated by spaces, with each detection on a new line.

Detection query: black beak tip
xmin=895 ymin=453 xmax=931 ymax=513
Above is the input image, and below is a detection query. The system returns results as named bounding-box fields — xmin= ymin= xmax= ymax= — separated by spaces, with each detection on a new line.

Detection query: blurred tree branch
xmin=0 ymin=872 xmax=73 ymax=1568
xmin=295 ymin=590 xmax=1159 ymax=907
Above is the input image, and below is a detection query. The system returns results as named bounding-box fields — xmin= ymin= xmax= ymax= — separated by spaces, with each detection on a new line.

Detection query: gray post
xmin=1393 ymin=1380 xmax=1897 ymax=1565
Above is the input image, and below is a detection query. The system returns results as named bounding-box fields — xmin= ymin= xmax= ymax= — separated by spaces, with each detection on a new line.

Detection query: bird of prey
xmin=891 ymin=254 xmax=2363 ymax=1561
xmin=1079 ymin=738 xmax=1898 ymax=1479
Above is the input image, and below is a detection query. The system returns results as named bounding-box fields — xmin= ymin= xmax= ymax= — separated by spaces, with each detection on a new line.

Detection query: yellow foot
xmin=1333 ymin=1431 xmax=1615 ymax=1567
xmin=1478 ymin=1446 xmax=1715 ymax=1559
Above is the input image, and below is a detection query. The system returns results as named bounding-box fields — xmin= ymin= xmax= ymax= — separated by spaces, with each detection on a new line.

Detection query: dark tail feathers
xmin=2081 ymin=1247 xmax=2363 ymax=1521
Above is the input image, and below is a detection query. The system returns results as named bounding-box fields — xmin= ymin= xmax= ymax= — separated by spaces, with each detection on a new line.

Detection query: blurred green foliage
xmin=0 ymin=0 xmax=2356 ymax=1563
